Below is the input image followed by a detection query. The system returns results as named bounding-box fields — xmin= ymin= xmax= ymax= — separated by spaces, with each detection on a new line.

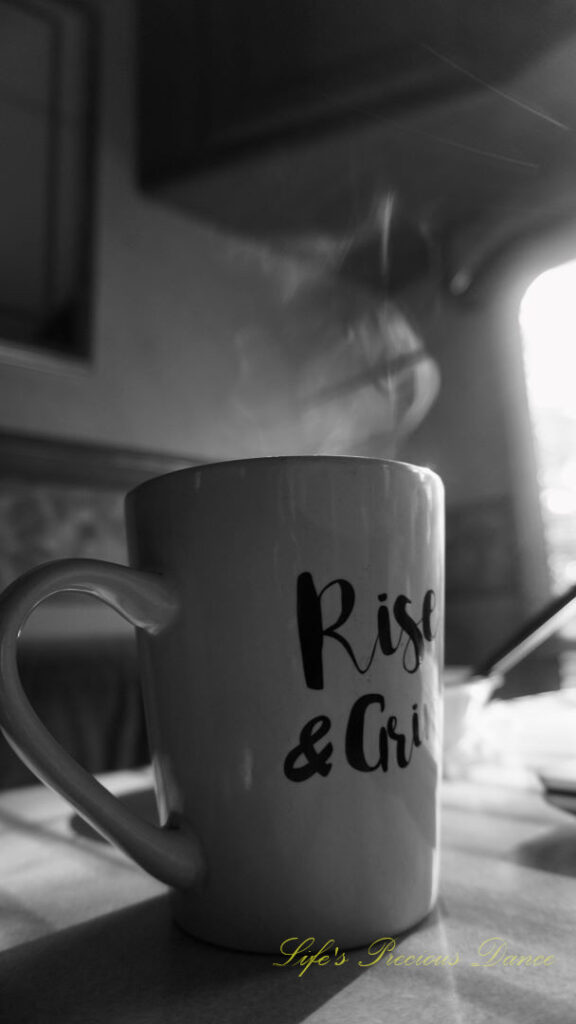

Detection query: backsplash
xmin=0 ymin=478 xmax=127 ymax=591
xmin=446 ymin=497 xmax=520 ymax=597
xmin=0 ymin=480 xmax=519 ymax=595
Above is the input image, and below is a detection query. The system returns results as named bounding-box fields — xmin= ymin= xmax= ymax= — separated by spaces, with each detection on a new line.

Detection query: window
xmin=519 ymin=260 xmax=576 ymax=667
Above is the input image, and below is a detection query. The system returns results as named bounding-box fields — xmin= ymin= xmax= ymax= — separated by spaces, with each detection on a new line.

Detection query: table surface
xmin=1 ymin=693 xmax=576 ymax=1024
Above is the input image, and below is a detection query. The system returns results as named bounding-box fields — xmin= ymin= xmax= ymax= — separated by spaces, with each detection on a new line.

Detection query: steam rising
xmin=228 ymin=198 xmax=440 ymax=458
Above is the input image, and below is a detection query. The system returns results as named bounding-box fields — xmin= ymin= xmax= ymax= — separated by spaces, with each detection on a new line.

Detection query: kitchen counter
xmin=0 ymin=744 xmax=575 ymax=1023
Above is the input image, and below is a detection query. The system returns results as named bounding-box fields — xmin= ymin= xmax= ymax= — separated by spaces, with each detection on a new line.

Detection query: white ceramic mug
xmin=0 ymin=456 xmax=444 ymax=952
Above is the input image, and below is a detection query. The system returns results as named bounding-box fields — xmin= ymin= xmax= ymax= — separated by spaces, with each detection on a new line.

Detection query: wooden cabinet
xmin=136 ymin=0 xmax=493 ymax=241
xmin=137 ymin=0 xmax=576 ymax=290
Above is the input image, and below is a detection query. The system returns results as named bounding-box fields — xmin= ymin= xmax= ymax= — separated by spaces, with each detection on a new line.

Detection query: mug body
xmin=126 ymin=456 xmax=444 ymax=952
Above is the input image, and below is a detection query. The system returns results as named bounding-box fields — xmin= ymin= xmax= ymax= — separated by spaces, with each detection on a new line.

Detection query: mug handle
xmin=0 ymin=558 xmax=205 ymax=890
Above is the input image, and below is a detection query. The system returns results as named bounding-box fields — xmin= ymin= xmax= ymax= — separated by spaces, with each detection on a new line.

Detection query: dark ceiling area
xmin=138 ymin=1 xmax=576 ymax=298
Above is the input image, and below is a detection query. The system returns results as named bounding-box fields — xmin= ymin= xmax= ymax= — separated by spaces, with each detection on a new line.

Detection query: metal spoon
xmin=471 ymin=583 xmax=576 ymax=681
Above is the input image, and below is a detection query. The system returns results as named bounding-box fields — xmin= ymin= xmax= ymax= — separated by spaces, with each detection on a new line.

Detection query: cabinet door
xmin=0 ymin=0 xmax=97 ymax=358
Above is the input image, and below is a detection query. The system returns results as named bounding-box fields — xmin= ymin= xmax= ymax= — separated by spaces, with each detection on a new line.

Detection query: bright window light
xmin=520 ymin=261 xmax=576 ymax=420
xmin=519 ymin=260 xmax=576 ymax=609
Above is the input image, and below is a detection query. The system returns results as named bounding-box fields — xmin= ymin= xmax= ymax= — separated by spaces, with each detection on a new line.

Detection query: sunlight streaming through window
xmin=519 ymin=261 xmax=576 ymax=618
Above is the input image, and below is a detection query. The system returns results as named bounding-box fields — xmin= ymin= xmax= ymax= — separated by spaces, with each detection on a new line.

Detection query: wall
xmin=0 ymin=0 xmax=505 ymax=474
xmin=0 ymin=2 xmax=553 ymax=679
xmin=0 ymin=0 xmax=391 ymax=461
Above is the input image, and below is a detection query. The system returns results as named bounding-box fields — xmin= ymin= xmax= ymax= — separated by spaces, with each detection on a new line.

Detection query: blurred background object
xmin=2 ymin=0 xmax=576 ymax=782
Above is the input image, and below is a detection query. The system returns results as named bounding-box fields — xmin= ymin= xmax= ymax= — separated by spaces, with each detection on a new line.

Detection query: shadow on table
xmin=0 ymin=895 xmax=368 ymax=1024
xmin=514 ymin=824 xmax=576 ymax=878
xmin=69 ymin=786 xmax=159 ymax=840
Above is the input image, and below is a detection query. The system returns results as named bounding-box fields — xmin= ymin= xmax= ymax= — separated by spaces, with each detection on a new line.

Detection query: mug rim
xmin=127 ymin=455 xmax=441 ymax=502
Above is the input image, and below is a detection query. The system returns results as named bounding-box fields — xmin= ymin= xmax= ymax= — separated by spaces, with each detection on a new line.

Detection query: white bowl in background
xmin=443 ymin=666 xmax=502 ymax=769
